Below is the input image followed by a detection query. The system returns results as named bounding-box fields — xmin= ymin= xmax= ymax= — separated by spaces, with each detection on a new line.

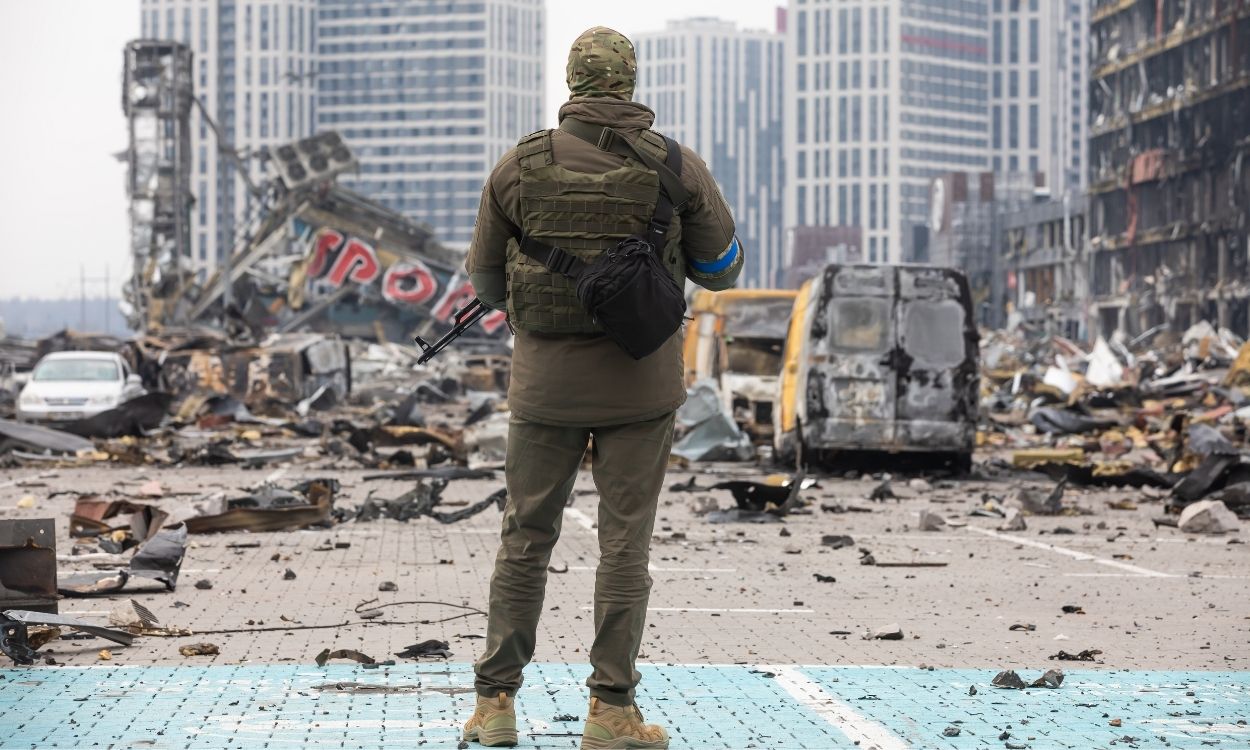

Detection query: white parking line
xmin=965 ymin=526 xmax=1176 ymax=578
xmin=768 ymin=665 xmax=909 ymax=750
xmin=583 ymin=606 xmax=813 ymax=614
xmin=562 ymin=507 xmax=595 ymax=531
xmin=1064 ymin=572 xmax=1250 ymax=580
xmin=563 ymin=565 xmax=736 ymax=573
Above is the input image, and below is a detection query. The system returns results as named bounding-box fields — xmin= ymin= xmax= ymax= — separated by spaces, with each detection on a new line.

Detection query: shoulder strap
xmin=559 ymin=117 xmax=691 ymax=211
xmin=646 ymin=135 xmax=682 ymax=259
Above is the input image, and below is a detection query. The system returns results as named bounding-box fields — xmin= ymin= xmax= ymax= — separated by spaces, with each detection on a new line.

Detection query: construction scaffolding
xmin=1089 ymin=0 xmax=1250 ymax=337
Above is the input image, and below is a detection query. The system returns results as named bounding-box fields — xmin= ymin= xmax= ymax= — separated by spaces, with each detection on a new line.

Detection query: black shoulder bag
xmin=517 ymin=117 xmax=690 ymax=360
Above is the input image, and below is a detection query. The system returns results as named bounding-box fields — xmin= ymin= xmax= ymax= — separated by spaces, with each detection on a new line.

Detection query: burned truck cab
xmin=683 ymin=289 xmax=798 ymax=442
xmin=774 ymin=264 xmax=979 ymax=468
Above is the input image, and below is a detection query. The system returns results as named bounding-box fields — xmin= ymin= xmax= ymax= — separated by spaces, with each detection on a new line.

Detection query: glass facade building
xmin=316 ymin=0 xmax=544 ymax=247
xmin=636 ymin=18 xmax=785 ymax=289
xmin=784 ymin=0 xmax=1086 ymax=264
xmin=988 ymin=0 xmax=1088 ymax=196
xmin=141 ymin=0 xmax=318 ymax=271
xmin=785 ymin=0 xmax=991 ymax=264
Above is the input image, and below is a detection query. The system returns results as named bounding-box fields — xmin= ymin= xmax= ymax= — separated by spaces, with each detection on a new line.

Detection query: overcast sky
xmin=0 ymin=1 xmax=778 ymax=301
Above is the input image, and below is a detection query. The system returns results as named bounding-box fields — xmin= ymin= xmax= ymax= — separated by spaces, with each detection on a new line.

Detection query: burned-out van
xmin=774 ymin=264 xmax=979 ymax=468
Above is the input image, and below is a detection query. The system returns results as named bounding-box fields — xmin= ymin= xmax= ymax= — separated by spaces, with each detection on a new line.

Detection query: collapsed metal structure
xmin=1089 ymin=1 xmax=1250 ymax=337
xmin=120 ymin=40 xmax=504 ymax=345
xmin=122 ymin=40 xmax=194 ymax=331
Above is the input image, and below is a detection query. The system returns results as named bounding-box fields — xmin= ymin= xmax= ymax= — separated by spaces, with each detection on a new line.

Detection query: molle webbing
xmin=506 ymin=128 xmax=686 ymax=334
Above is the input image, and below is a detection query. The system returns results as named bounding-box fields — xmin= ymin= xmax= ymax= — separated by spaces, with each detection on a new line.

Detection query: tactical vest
xmin=507 ymin=129 xmax=687 ymax=333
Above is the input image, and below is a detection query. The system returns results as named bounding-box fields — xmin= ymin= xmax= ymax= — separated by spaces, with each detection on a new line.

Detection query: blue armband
xmin=689 ymin=236 xmax=740 ymax=276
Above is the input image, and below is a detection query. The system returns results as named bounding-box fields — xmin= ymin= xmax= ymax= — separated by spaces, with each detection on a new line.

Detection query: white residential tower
xmin=635 ymin=17 xmax=786 ymax=289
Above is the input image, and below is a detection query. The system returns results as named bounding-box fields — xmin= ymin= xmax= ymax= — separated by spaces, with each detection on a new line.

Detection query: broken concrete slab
xmin=918 ymin=510 xmax=948 ymax=531
xmin=863 ymin=623 xmax=904 ymax=641
xmin=1177 ymin=500 xmax=1241 ymax=534
xmin=997 ymin=507 xmax=1027 ymax=531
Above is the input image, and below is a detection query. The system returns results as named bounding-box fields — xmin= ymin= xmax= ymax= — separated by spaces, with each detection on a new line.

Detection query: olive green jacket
xmin=466 ymin=97 xmax=741 ymax=426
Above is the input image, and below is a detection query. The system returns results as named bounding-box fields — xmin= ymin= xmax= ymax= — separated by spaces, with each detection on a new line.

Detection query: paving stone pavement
xmin=1 ymin=664 xmax=1247 ymax=748
xmin=1 ymin=462 xmax=1247 ymax=747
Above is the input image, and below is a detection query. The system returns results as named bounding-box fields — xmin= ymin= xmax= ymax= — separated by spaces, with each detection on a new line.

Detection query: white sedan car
xmin=17 ymin=351 xmax=146 ymax=423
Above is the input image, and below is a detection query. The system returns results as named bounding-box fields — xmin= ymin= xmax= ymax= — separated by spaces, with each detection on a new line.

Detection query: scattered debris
xmin=315 ymin=648 xmax=376 ymax=667
xmin=107 ymin=600 xmax=160 ymax=631
xmin=918 ymin=510 xmax=948 ymax=531
xmin=0 ymin=419 xmax=94 ymax=456
xmin=869 ymin=479 xmax=897 ymax=502
xmin=1051 ymin=649 xmax=1102 ymax=662
xmin=997 ymin=507 xmax=1027 ymax=531
xmin=179 ymin=643 xmax=220 ymax=657
xmin=991 ymin=670 xmax=1028 ymax=689
xmin=672 ymin=380 xmax=753 ymax=462
xmin=864 ymin=623 xmax=904 ymax=641
xmin=1177 ymin=500 xmax=1241 ymax=534
xmin=992 ymin=668 xmax=1064 ymax=690
xmin=355 ymin=483 xmax=506 ymax=525
xmin=1030 ymin=669 xmax=1065 ymax=688
xmin=821 ymin=535 xmax=855 ymax=550
xmin=185 ymin=479 xmax=339 ymax=534
xmin=0 ymin=520 xmax=57 ymax=612
xmin=394 ymin=640 xmax=452 ymax=660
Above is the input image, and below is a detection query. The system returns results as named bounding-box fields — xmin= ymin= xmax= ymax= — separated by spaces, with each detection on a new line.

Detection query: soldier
xmin=461 ymin=26 xmax=742 ymax=749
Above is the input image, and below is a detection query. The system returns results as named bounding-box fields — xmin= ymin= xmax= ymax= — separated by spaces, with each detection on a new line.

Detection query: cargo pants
xmin=474 ymin=411 xmax=676 ymax=706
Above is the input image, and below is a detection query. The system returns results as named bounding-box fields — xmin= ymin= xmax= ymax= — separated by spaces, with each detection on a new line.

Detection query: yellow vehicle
xmin=774 ymin=264 xmax=979 ymax=469
xmin=683 ymin=289 xmax=798 ymax=440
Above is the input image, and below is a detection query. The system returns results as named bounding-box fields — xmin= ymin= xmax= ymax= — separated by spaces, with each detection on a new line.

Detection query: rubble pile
xmin=0 ymin=328 xmax=511 ymax=476
xmin=979 ymin=322 xmax=1250 ymax=525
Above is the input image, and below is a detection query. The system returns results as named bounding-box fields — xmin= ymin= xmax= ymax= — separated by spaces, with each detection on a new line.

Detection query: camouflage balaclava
xmin=566 ymin=26 xmax=636 ymax=101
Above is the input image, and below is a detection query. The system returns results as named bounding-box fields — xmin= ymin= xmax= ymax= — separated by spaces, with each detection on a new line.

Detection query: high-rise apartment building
xmin=140 ymin=0 xmax=318 ymax=271
xmin=316 ymin=0 xmax=544 ymax=247
xmin=785 ymin=0 xmax=990 ymax=264
xmin=139 ymin=0 xmax=542 ymax=266
xmin=635 ymin=17 xmax=785 ymax=289
xmin=988 ymin=0 xmax=1088 ymax=196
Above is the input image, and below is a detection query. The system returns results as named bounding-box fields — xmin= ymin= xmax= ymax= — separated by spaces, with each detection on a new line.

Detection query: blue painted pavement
xmin=0 ymin=663 xmax=1247 ymax=749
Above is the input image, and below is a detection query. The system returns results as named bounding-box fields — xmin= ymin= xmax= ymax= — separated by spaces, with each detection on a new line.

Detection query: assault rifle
xmin=414 ymin=298 xmax=491 ymax=364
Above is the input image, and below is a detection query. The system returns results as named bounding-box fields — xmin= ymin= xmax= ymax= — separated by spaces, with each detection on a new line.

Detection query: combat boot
xmin=580 ymin=697 xmax=669 ymax=749
xmin=463 ymin=692 xmax=518 ymax=747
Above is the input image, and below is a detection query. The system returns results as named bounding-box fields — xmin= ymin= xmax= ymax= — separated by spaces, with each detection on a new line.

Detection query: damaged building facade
xmin=1001 ymin=195 xmax=1090 ymax=340
xmin=1089 ymin=1 xmax=1250 ymax=337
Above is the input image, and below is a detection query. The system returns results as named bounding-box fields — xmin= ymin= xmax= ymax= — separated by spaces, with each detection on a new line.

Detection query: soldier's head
xmin=566 ymin=26 xmax=636 ymax=101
